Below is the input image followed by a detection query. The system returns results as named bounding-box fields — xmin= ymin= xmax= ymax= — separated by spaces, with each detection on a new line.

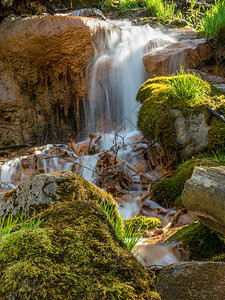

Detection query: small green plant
xmin=170 ymin=67 xmax=207 ymax=105
xmin=212 ymin=150 xmax=225 ymax=164
xmin=0 ymin=210 xmax=43 ymax=239
xmin=101 ymin=201 xmax=155 ymax=251
xmin=197 ymin=0 xmax=225 ymax=37
xmin=145 ymin=0 xmax=176 ymax=20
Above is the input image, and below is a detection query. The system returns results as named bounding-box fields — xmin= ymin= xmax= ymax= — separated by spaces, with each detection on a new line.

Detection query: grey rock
xmin=157 ymin=261 xmax=225 ymax=300
xmin=0 ymin=171 xmax=113 ymax=218
xmin=182 ymin=166 xmax=225 ymax=235
xmin=170 ymin=109 xmax=209 ymax=158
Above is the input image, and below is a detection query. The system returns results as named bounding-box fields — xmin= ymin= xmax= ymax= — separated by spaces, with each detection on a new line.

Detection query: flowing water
xmin=0 ymin=19 xmax=180 ymax=266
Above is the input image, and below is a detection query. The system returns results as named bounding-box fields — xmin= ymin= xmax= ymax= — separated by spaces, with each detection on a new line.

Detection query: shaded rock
xmin=157 ymin=261 xmax=225 ymax=300
xmin=182 ymin=166 xmax=225 ymax=235
xmin=0 ymin=200 xmax=160 ymax=299
xmin=143 ymin=39 xmax=213 ymax=77
xmin=0 ymin=15 xmax=118 ymax=147
xmin=0 ymin=0 xmax=102 ymax=22
xmin=0 ymin=171 xmax=120 ymax=219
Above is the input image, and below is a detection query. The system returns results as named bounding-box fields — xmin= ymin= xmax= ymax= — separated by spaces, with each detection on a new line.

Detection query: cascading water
xmin=0 ymin=19 xmax=181 ymax=267
xmin=89 ymin=20 xmax=175 ymax=132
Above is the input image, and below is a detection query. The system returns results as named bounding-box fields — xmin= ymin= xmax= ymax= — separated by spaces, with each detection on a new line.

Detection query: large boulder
xmin=182 ymin=166 xmax=225 ymax=235
xmin=143 ymin=39 xmax=213 ymax=77
xmin=157 ymin=261 xmax=225 ymax=300
xmin=0 ymin=200 xmax=160 ymax=299
xmin=0 ymin=15 xmax=118 ymax=147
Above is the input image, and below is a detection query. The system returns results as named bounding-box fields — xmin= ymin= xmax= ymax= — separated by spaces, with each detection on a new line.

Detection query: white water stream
xmin=0 ymin=19 xmax=179 ymax=266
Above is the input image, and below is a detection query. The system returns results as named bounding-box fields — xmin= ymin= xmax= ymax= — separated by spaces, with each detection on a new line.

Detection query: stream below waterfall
xmin=0 ymin=19 xmax=183 ymax=267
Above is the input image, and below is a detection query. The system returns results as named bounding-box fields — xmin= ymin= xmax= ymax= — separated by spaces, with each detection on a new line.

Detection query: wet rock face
xmin=157 ymin=261 xmax=225 ymax=300
xmin=143 ymin=39 xmax=213 ymax=77
xmin=0 ymin=15 xmax=116 ymax=147
xmin=182 ymin=166 xmax=225 ymax=235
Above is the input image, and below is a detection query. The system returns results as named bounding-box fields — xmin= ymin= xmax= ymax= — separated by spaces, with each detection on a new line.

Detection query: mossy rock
xmin=137 ymin=74 xmax=225 ymax=159
xmin=0 ymin=201 xmax=160 ymax=299
xmin=0 ymin=172 xmax=122 ymax=228
xmin=124 ymin=215 xmax=161 ymax=233
xmin=167 ymin=221 xmax=225 ymax=261
xmin=152 ymin=158 xmax=221 ymax=207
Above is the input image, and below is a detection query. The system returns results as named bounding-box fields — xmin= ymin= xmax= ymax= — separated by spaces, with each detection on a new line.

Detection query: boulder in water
xmin=182 ymin=166 xmax=225 ymax=235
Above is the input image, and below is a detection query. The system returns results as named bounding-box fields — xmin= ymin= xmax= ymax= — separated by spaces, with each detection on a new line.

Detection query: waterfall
xmin=89 ymin=20 xmax=175 ymax=133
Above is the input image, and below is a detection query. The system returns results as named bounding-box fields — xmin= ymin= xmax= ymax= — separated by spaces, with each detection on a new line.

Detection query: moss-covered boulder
xmin=0 ymin=171 xmax=120 ymax=222
xmin=137 ymin=74 xmax=225 ymax=159
xmin=0 ymin=200 xmax=160 ymax=299
xmin=151 ymin=158 xmax=221 ymax=207
xmin=167 ymin=221 xmax=225 ymax=261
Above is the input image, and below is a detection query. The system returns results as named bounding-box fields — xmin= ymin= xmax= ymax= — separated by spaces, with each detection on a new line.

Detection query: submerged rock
xmin=157 ymin=261 xmax=225 ymax=300
xmin=0 ymin=200 xmax=160 ymax=299
xmin=182 ymin=166 xmax=225 ymax=235
xmin=0 ymin=15 xmax=118 ymax=147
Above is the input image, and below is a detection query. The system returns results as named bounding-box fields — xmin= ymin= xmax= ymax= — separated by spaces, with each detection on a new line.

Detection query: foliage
xmin=0 ymin=201 xmax=160 ymax=299
xmin=145 ymin=0 xmax=176 ymax=20
xmin=120 ymin=0 xmax=139 ymax=9
xmin=101 ymin=201 xmax=160 ymax=251
xmin=168 ymin=221 xmax=225 ymax=261
xmin=197 ymin=0 xmax=225 ymax=37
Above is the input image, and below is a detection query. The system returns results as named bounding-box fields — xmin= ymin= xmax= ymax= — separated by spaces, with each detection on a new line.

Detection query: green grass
xmin=197 ymin=0 xmax=225 ymax=37
xmin=101 ymin=200 xmax=156 ymax=251
xmin=120 ymin=0 xmax=139 ymax=9
xmin=170 ymin=67 xmax=208 ymax=105
xmin=145 ymin=0 xmax=176 ymax=20
xmin=0 ymin=211 xmax=43 ymax=239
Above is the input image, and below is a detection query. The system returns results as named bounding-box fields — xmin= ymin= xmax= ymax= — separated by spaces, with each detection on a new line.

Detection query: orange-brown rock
xmin=0 ymin=15 xmax=117 ymax=147
xmin=143 ymin=39 xmax=213 ymax=77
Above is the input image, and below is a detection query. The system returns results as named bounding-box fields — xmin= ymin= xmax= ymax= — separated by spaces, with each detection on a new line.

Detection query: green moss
xmin=0 ymin=201 xmax=160 ymax=299
xmin=137 ymin=74 xmax=225 ymax=157
xmin=152 ymin=158 xmax=220 ymax=207
xmin=124 ymin=216 xmax=161 ymax=232
xmin=168 ymin=221 xmax=225 ymax=261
